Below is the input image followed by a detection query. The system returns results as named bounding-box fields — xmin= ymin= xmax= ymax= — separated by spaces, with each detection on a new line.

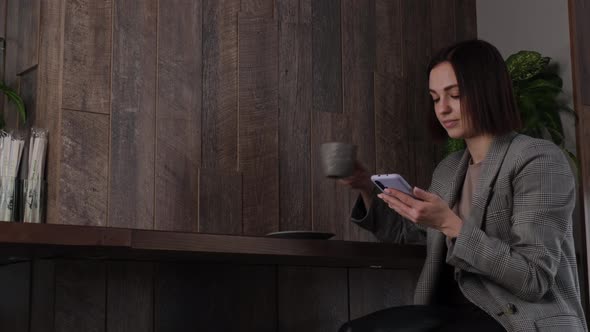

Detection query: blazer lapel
xmin=444 ymin=150 xmax=471 ymax=208
xmin=470 ymin=132 xmax=518 ymax=229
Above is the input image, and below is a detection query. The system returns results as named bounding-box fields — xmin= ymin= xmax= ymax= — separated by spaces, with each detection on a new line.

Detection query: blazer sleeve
xmin=447 ymin=143 xmax=576 ymax=302
xmin=351 ymin=187 xmax=426 ymax=244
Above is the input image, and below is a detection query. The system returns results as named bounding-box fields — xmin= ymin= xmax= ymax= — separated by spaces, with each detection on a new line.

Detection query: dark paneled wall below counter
xmin=0 ymin=259 xmax=421 ymax=332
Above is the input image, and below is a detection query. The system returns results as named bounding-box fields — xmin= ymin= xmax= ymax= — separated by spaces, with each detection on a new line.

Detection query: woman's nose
xmin=436 ymin=98 xmax=451 ymax=114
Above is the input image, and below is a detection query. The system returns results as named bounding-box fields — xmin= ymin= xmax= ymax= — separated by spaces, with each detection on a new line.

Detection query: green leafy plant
xmin=0 ymin=81 xmax=26 ymax=129
xmin=445 ymin=50 xmax=576 ymax=165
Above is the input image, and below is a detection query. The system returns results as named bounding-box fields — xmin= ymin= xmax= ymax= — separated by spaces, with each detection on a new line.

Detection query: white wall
xmin=476 ymin=0 xmax=576 ymax=153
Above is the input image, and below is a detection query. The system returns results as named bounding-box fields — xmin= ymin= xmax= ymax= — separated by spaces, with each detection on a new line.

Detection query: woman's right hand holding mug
xmin=339 ymin=161 xmax=374 ymax=208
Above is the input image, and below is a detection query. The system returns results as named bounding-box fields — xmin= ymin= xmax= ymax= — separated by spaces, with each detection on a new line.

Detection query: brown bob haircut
xmin=428 ymin=39 xmax=521 ymax=141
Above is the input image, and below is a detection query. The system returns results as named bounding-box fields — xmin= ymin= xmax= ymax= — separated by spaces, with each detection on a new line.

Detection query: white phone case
xmin=370 ymin=173 xmax=414 ymax=197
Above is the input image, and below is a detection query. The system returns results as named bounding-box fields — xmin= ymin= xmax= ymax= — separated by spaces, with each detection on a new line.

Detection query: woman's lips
xmin=442 ymin=120 xmax=459 ymax=129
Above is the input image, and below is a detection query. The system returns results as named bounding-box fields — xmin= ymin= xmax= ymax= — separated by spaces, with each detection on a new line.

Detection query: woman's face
xmin=429 ymin=61 xmax=470 ymax=139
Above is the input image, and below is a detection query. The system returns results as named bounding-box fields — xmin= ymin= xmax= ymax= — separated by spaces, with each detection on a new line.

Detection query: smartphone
xmin=370 ymin=173 xmax=415 ymax=197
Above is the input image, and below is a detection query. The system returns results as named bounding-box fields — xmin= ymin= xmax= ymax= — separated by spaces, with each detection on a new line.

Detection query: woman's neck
xmin=465 ymin=134 xmax=494 ymax=164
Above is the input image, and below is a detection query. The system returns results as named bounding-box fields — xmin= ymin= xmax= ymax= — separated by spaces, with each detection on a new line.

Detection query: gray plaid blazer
xmin=352 ymin=132 xmax=587 ymax=331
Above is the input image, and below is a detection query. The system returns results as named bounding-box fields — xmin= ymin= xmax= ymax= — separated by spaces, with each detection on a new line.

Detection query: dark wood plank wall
xmin=54 ymin=260 xmax=107 ymax=332
xmin=278 ymin=266 xmax=348 ymax=331
xmin=201 ymin=0 xmax=240 ymax=171
xmin=156 ymin=263 xmax=277 ymax=331
xmin=0 ymin=262 xmax=30 ymax=331
xmin=569 ymin=0 xmax=590 ymax=314
xmin=374 ymin=0 xmax=406 ymax=177
xmin=30 ymin=260 xmax=56 ymax=332
xmin=200 ymin=0 xmax=242 ymax=234
xmin=59 ymin=0 xmax=111 ymax=227
xmin=109 ymin=0 xmax=157 ymax=230
xmin=0 ymin=259 xmax=421 ymax=331
xmin=238 ymin=14 xmax=280 ymax=236
xmin=278 ymin=0 xmax=312 ymax=233
xmin=3 ymin=0 xmax=22 ymax=129
xmin=36 ymin=0 xmax=65 ymax=226
xmin=3 ymin=0 xmax=476 ymax=240
xmin=349 ymin=268 xmax=421 ymax=319
xmin=0 ymin=0 xmax=5 ymax=119
xmin=156 ymin=0 xmax=202 ymax=232
xmin=107 ymin=262 xmax=153 ymax=332
xmin=62 ymin=0 xmax=111 ymax=115
xmin=60 ymin=110 xmax=109 ymax=226
xmin=0 ymin=0 xmax=476 ymax=331
xmin=17 ymin=67 xmax=37 ymax=178
xmin=342 ymin=0 xmax=375 ymax=242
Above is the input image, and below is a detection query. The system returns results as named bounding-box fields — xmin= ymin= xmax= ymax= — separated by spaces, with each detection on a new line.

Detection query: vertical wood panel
xmin=241 ymin=0 xmax=274 ymax=17
xmin=0 ymin=0 xmax=6 ymax=84
xmin=312 ymin=0 xmax=341 ymax=114
xmin=310 ymin=0 xmax=346 ymax=239
xmin=37 ymin=0 xmax=65 ymax=225
xmin=374 ymin=74 xmax=411 ymax=179
xmin=276 ymin=0 xmax=312 ymax=24
xmin=55 ymin=260 xmax=106 ymax=332
xmin=430 ymin=0 xmax=457 ymax=162
xmin=155 ymin=263 xmax=200 ymax=331
xmin=18 ymin=68 xmax=37 ymax=179
xmin=300 ymin=0 xmax=311 ymax=24
xmin=278 ymin=21 xmax=312 ymax=231
xmin=341 ymin=0 xmax=375 ymax=71
xmin=198 ymin=168 xmax=242 ymax=234
xmin=16 ymin=0 xmax=39 ymax=73
xmin=62 ymin=0 xmax=111 ymax=114
xmin=403 ymin=0 xmax=434 ymax=189
xmin=19 ymin=67 xmax=37 ymax=126
xmin=107 ymin=262 xmax=153 ymax=332
xmin=110 ymin=0 xmax=157 ymax=229
xmin=202 ymin=0 xmax=239 ymax=170
xmin=238 ymin=16 xmax=279 ymax=235
xmin=311 ymin=111 xmax=351 ymax=239
xmin=0 ymin=262 xmax=30 ymax=332
xmin=430 ymin=0 xmax=456 ymax=53
xmin=0 ymin=0 xmax=4 ymax=36
xmin=349 ymin=268 xmax=421 ymax=319
xmin=570 ymin=0 xmax=590 ymax=313
xmin=342 ymin=0 xmax=375 ymax=242
xmin=278 ymin=266 xmax=348 ymax=331
xmin=155 ymin=0 xmax=201 ymax=232
xmin=4 ymin=0 xmax=20 ymax=129
xmin=375 ymin=0 xmax=403 ymax=76
xmin=374 ymin=0 xmax=411 ymax=187
xmin=30 ymin=260 xmax=56 ymax=332
xmin=573 ymin=0 xmax=590 ymax=106
xmin=277 ymin=0 xmax=297 ymax=23
xmin=156 ymin=263 xmax=276 ymax=331
xmin=454 ymin=0 xmax=477 ymax=42
xmin=60 ymin=110 xmax=109 ymax=226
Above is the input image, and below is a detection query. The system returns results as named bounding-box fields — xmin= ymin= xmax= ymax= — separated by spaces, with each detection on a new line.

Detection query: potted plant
xmin=444 ymin=50 xmax=577 ymax=165
xmin=0 ymin=81 xmax=26 ymax=129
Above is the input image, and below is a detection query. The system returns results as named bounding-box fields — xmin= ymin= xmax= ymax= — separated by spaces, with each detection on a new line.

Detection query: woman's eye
xmin=450 ymin=95 xmax=460 ymax=99
xmin=432 ymin=99 xmax=440 ymax=104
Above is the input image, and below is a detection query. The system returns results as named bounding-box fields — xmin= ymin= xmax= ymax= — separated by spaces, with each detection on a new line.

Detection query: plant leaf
xmin=506 ymin=51 xmax=550 ymax=81
xmin=0 ymin=81 xmax=26 ymax=124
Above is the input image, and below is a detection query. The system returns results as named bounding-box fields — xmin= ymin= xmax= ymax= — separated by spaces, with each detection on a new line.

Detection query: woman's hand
xmin=377 ymin=187 xmax=463 ymax=238
xmin=338 ymin=162 xmax=374 ymax=208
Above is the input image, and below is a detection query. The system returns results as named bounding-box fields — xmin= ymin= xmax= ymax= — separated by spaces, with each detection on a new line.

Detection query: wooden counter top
xmin=0 ymin=222 xmax=426 ymax=268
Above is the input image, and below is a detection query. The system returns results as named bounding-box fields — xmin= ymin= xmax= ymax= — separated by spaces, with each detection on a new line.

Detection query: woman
xmin=339 ymin=40 xmax=587 ymax=331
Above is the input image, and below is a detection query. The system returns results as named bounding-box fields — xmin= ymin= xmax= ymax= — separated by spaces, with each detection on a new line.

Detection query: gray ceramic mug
xmin=320 ymin=142 xmax=357 ymax=178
